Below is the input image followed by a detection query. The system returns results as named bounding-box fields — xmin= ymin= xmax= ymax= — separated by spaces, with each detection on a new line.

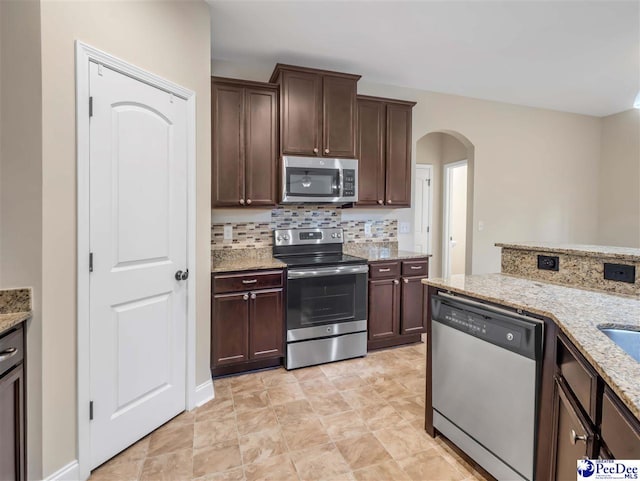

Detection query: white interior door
xmin=414 ymin=165 xmax=433 ymax=254
xmin=89 ymin=61 xmax=188 ymax=468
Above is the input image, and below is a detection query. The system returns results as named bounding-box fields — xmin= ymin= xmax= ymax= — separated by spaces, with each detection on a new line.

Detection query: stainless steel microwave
xmin=281 ymin=156 xmax=358 ymax=204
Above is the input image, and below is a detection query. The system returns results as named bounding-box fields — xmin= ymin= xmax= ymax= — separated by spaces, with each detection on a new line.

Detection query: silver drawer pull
xmin=410 ymin=265 xmax=422 ymax=270
xmin=0 ymin=347 xmax=18 ymax=362
xmin=570 ymin=429 xmax=588 ymax=445
xmin=379 ymin=268 xmax=391 ymax=272
xmin=242 ymin=279 xmax=258 ymax=284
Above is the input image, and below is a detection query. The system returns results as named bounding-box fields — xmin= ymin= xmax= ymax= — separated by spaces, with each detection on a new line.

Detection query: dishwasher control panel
xmin=432 ymin=294 xmax=543 ymax=360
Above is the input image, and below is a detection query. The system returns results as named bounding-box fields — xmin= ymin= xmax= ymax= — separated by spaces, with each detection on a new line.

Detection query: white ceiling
xmin=208 ymin=0 xmax=640 ymax=117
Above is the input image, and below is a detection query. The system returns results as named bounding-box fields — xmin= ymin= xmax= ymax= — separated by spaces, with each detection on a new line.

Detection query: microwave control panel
xmin=343 ymin=169 xmax=356 ymax=197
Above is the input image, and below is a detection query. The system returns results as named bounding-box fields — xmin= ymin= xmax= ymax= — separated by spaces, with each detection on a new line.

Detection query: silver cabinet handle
xmin=246 ymin=199 xmax=252 ymax=205
xmin=313 ymin=148 xmax=319 ymax=154
xmin=324 ymin=148 xmax=330 ymax=154
xmin=410 ymin=266 xmax=422 ymax=270
xmin=288 ymin=265 xmax=368 ymax=279
xmin=239 ymin=199 xmax=245 ymax=205
xmin=393 ymin=279 xmax=399 ymax=285
xmin=403 ymin=278 xmax=409 ymax=283
xmin=570 ymin=429 xmax=588 ymax=445
xmin=250 ymin=293 xmax=256 ymax=300
xmin=242 ymin=294 xmax=249 ymax=301
xmin=0 ymin=347 xmax=18 ymax=362
xmin=379 ymin=268 xmax=391 ymax=272
xmin=242 ymin=279 xmax=258 ymax=284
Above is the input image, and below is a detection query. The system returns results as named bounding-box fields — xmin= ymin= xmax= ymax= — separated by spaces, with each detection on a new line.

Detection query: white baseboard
xmin=193 ymin=378 xmax=214 ymax=408
xmin=44 ymin=460 xmax=80 ymax=481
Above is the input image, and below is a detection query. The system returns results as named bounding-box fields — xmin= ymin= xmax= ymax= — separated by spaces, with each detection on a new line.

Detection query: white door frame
xmin=75 ymin=41 xmax=197 ymax=480
xmin=442 ymin=160 xmax=467 ymax=278
xmin=414 ymin=164 xmax=433 ymax=255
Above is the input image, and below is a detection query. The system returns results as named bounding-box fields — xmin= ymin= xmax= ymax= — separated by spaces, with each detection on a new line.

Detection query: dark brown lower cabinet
xmin=367 ymin=258 xmax=428 ymax=350
xmin=600 ymin=387 xmax=640 ymax=459
xmin=0 ymin=325 xmax=25 ymax=481
xmin=211 ymin=270 xmax=284 ymax=376
xmin=551 ymin=376 xmax=596 ymax=481
xmin=368 ymin=278 xmax=399 ymax=341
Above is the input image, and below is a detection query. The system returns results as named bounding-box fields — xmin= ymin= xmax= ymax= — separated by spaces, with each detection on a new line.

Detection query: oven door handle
xmin=288 ymin=265 xmax=369 ymax=279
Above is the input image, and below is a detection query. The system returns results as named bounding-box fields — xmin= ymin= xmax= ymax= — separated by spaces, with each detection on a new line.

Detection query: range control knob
xmin=331 ymin=233 xmax=337 ymax=239
xmin=337 ymin=232 xmax=341 ymax=238
xmin=283 ymin=234 xmax=290 ymax=241
xmin=276 ymin=236 xmax=282 ymax=242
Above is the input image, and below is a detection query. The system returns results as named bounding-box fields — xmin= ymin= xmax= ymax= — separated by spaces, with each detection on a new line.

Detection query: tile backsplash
xmin=212 ymin=206 xmax=397 ymax=250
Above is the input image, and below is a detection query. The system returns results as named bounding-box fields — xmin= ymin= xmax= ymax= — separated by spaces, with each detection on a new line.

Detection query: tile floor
xmin=89 ymin=342 xmax=488 ymax=481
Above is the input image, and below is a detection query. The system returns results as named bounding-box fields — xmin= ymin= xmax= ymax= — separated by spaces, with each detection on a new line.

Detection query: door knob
xmin=175 ymin=270 xmax=189 ymax=281
xmin=246 ymin=199 xmax=252 ymax=205
xmin=403 ymin=278 xmax=409 ymax=283
xmin=313 ymin=148 xmax=319 ymax=154
xmin=243 ymin=294 xmax=249 ymax=301
xmin=570 ymin=429 xmax=588 ymax=445
xmin=251 ymin=293 xmax=256 ymax=299
xmin=324 ymin=148 xmax=330 ymax=154
xmin=393 ymin=279 xmax=399 ymax=285
xmin=378 ymin=200 xmax=383 ymax=205
xmin=239 ymin=199 xmax=245 ymax=205
xmin=388 ymin=199 xmax=392 ymax=204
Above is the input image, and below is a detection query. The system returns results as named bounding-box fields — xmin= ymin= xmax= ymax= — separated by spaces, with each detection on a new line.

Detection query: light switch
xmin=223 ymin=225 xmax=233 ymax=240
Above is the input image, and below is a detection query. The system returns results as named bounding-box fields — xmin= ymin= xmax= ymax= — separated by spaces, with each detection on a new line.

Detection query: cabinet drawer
xmin=214 ymin=270 xmax=283 ymax=294
xmin=401 ymin=259 xmax=428 ymax=277
xmin=601 ymin=388 xmax=640 ymax=459
xmin=557 ymin=335 xmax=598 ymax=421
xmin=0 ymin=327 xmax=23 ymax=376
xmin=369 ymin=261 xmax=400 ymax=279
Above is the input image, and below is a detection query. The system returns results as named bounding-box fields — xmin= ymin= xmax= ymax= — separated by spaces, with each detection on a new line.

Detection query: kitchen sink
xmin=599 ymin=327 xmax=640 ymax=362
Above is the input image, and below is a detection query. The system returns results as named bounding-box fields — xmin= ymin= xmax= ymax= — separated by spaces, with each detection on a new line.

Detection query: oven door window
xmin=286 ymin=167 xmax=340 ymax=197
xmin=287 ymin=272 xmax=367 ymax=329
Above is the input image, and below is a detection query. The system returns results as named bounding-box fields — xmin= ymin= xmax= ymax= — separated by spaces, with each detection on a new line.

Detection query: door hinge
xmin=89 ymin=401 xmax=94 ymax=420
xmin=89 ymin=97 xmax=93 ymax=117
xmin=427 ymin=179 xmax=431 ymax=186
xmin=427 ymin=226 xmax=430 ymax=233
xmin=89 ymin=252 xmax=93 ymax=273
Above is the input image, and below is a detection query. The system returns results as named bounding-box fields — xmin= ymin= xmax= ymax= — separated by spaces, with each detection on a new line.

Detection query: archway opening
xmin=415 ymin=131 xmax=475 ymax=278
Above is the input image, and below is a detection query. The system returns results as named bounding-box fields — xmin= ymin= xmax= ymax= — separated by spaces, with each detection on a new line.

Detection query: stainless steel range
xmin=273 ymin=228 xmax=368 ymax=370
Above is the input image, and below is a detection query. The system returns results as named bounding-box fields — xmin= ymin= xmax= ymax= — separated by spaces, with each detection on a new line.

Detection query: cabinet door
xmin=212 ymin=293 xmax=249 ymax=367
xmin=245 ymin=87 xmax=278 ymax=206
xmin=356 ymin=98 xmax=386 ymax=206
xmin=601 ymin=387 xmax=640 ymax=459
xmin=552 ymin=377 xmax=596 ymax=481
xmin=368 ymin=279 xmax=400 ymax=340
xmin=281 ymin=70 xmax=322 ymax=156
xmin=322 ymin=75 xmax=357 ymax=158
xmin=249 ymin=289 xmax=284 ymax=360
xmin=385 ymin=103 xmax=413 ymax=207
xmin=212 ymin=83 xmax=245 ymax=207
xmin=0 ymin=365 xmax=24 ymax=481
xmin=400 ymin=277 xmax=427 ymax=335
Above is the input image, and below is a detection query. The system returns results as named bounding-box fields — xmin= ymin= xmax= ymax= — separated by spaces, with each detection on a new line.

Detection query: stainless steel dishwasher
xmin=431 ymin=293 xmax=544 ymax=481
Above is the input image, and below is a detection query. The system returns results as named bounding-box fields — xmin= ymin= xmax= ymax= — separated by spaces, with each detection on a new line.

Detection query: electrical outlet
xmin=223 ymin=225 xmax=233 ymax=240
xmin=604 ymin=263 xmax=636 ymax=283
xmin=364 ymin=222 xmax=372 ymax=237
xmin=399 ymin=222 xmax=411 ymax=234
xmin=537 ymin=255 xmax=559 ymax=271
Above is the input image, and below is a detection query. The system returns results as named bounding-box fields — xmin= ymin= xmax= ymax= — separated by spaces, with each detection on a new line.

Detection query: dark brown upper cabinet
xmin=212 ymin=77 xmax=278 ymax=208
xmin=356 ymin=95 xmax=416 ymax=207
xmin=270 ymin=64 xmax=360 ymax=158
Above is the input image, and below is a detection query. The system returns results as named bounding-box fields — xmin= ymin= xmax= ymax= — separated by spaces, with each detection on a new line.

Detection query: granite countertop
xmin=344 ymin=245 xmax=431 ymax=262
xmin=211 ymin=247 xmax=286 ymax=273
xmin=0 ymin=312 xmax=31 ymax=334
xmin=0 ymin=288 xmax=32 ymax=335
xmin=496 ymin=242 xmax=640 ymax=262
xmin=422 ymin=273 xmax=640 ymax=420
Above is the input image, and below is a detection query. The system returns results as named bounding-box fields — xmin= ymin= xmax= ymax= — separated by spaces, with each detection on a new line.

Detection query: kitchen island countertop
xmin=423 ymin=273 xmax=640 ymax=420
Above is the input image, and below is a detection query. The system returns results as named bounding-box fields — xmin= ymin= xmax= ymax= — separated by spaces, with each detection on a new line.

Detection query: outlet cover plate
xmin=223 ymin=225 xmax=233 ymax=240
xmin=604 ymin=263 xmax=636 ymax=284
xmin=399 ymin=222 xmax=411 ymax=234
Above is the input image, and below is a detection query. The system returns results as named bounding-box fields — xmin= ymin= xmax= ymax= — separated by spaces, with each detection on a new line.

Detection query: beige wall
xmin=212 ymin=59 xmax=603 ymax=275
xmin=0 ymin=1 xmax=44 ymax=478
xmin=36 ymin=1 xmax=212 ymax=477
xmin=597 ymin=109 xmax=640 ymax=247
